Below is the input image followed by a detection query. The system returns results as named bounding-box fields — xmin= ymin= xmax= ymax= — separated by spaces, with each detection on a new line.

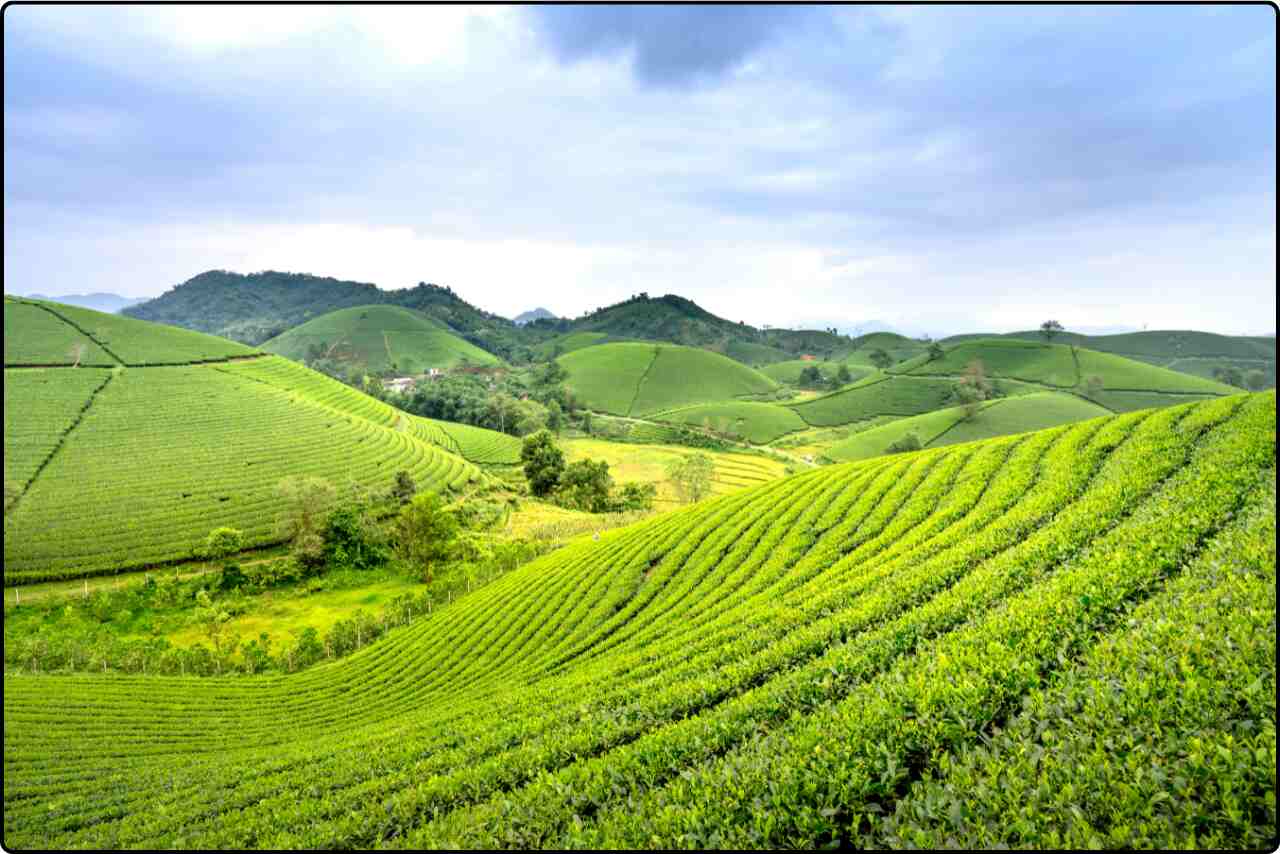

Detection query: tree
xmin=391 ymin=470 xmax=417 ymax=505
xmin=869 ymin=349 xmax=893 ymax=370
xmin=1244 ymin=369 xmax=1268 ymax=391
xmin=520 ymin=430 xmax=565 ymax=497
xmin=953 ymin=359 xmax=993 ymax=421
xmin=321 ymin=504 xmax=389 ymax=571
xmin=193 ymin=590 xmax=232 ymax=672
xmin=197 ymin=526 xmax=243 ymax=562
xmin=581 ymin=410 xmax=593 ymax=436
xmin=1083 ymin=374 xmax=1105 ymax=400
xmin=797 ymin=365 xmax=825 ymax=389
xmin=275 ymin=476 xmax=337 ymax=569
xmin=546 ymin=400 xmax=564 ymax=435
xmin=556 ymin=459 xmax=614 ymax=513
xmin=666 ymin=453 xmax=715 ymax=504
xmin=927 ymin=342 xmax=945 ymax=362
xmin=1213 ymin=366 xmax=1246 ymax=388
xmin=835 ymin=364 xmax=853 ymax=385
xmin=886 ymin=431 xmax=922 ymax=454
xmin=1040 ymin=320 xmax=1064 ymax=342
xmin=394 ymin=492 xmax=459 ymax=584
xmin=614 ymin=481 xmax=656 ymax=512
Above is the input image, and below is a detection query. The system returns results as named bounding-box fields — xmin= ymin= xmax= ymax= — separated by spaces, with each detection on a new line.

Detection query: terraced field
xmin=562 ymin=438 xmax=789 ymax=506
xmin=651 ymin=400 xmax=808 ymax=444
xmin=3 ymin=361 xmax=482 ymax=583
xmin=558 ymin=342 xmax=778 ymax=417
xmin=262 ymin=305 xmax=501 ymax=374
xmin=4 ymin=392 xmax=1273 ymax=849
xmin=825 ymin=392 xmax=1112 ymax=462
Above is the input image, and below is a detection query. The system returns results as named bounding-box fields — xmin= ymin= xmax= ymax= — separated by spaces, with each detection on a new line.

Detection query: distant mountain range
xmin=21 ymin=292 xmax=146 ymax=314
xmin=513 ymin=307 xmax=558 ymax=325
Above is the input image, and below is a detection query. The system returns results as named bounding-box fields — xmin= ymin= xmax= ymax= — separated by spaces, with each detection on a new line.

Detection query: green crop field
xmin=3 ymin=392 xmax=1272 ymax=849
xmin=824 ymin=403 xmax=977 ymax=461
xmin=933 ymin=391 xmax=1111 ymax=446
xmin=724 ymin=338 xmax=792 ymax=366
xmin=1074 ymin=348 xmax=1236 ymax=393
xmin=898 ymin=339 xmax=1080 ymax=387
xmin=3 ymin=368 xmax=114 ymax=496
xmin=533 ymin=331 xmax=610 ymax=360
xmin=558 ymin=342 xmax=777 ymax=417
xmin=3 ymin=359 xmax=483 ymax=584
xmin=760 ymin=359 xmax=870 ymax=385
xmin=5 ymin=297 xmax=257 ymax=366
xmin=262 ymin=305 xmax=501 ymax=374
xmin=653 ymin=400 xmax=808 ymax=444
xmin=789 ymin=375 xmax=958 ymax=427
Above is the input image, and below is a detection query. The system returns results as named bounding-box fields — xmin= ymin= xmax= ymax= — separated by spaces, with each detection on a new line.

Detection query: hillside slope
xmin=3 ymin=305 xmax=496 ymax=583
xmin=558 ymin=341 xmax=778 ymax=417
xmin=262 ymin=305 xmax=501 ymax=374
xmin=3 ymin=392 xmax=1273 ymax=848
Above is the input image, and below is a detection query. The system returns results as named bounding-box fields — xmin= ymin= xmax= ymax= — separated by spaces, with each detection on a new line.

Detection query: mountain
xmin=21 ymin=292 xmax=146 ymax=313
xmin=124 ymin=270 xmax=549 ymax=361
xmin=513 ymin=307 xmax=558 ymax=325
xmin=262 ymin=305 xmax=502 ymax=374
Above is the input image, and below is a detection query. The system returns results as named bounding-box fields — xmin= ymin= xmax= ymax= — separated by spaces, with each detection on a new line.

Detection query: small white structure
xmin=384 ymin=376 xmax=418 ymax=394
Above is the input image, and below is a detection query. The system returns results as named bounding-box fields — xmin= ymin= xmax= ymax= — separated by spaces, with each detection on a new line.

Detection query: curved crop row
xmin=2 ymin=392 xmax=1273 ymax=849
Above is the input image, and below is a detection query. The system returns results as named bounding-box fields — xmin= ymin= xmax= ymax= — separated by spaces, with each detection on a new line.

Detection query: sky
xmin=3 ymin=5 xmax=1275 ymax=336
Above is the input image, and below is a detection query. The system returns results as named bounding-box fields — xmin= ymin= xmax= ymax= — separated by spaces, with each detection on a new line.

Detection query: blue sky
xmin=3 ymin=5 xmax=1275 ymax=335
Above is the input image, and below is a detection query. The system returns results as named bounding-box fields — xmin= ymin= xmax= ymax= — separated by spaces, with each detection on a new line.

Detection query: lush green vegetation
xmin=4 ymin=368 xmax=114 ymax=504
xmin=898 ymin=338 xmax=1080 ymax=386
xmin=935 ymin=391 xmax=1111 ymax=446
xmin=262 ymin=305 xmax=501 ymax=374
xmin=6 ymin=297 xmax=257 ymax=366
xmin=761 ymin=359 xmax=868 ymax=386
xmin=558 ymin=342 xmax=777 ymax=417
xmin=653 ymin=400 xmax=808 ymax=444
xmin=2 ymin=392 xmax=1272 ymax=849
xmin=790 ymin=375 xmax=959 ymax=427
xmin=3 ymin=358 xmax=482 ymax=584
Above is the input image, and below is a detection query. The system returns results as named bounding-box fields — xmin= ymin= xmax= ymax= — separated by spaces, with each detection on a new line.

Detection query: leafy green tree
xmin=797 ymin=365 xmax=825 ymax=388
xmin=666 ymin=452 xmax=715 ymax=504
xmin=886 ymin=431 xmax=922 ymax=454
xmin=192 ymin=590 xmax=232 ymax=672
xmin=869 ymin=349 xmax=894 ymax=370
xmin=1083 ymin=374 xmax=1105 ymax=400
xmin=197 ymin=526 xmax=243 ymax=562
xmin=321 ymin=504 xmax=389 ymax=571
xmin=546 ymin=400 xmax=564 ymax=435
xmin=1040 ymin=319 xmax=1064 ymax=341
xmin=1213 ymin=366 xmax=1246 ymax=388
xmin=556 ymin=459 xmax=614 ymax=513
xmin=521 ymin=430 xmax=565 ymax=497
xmin=835 ymin=364 xmax=853 ymax=385
xmin=391 ymin=470 xmax=417 ymax=505
xmin=275 ymin=476 xmax=337 ymax=570
xmin=394 ymin=492 xmax=460 ymax=584
xmin=927 ymin=342 xmax=945 ymax=362
xmin=615 ymin=481 xmax=657 ymax=512
xmin=1244 ymin=369 xmax=1268 ymax=391
xmin=953 ymin=359 xmax=993 ymax=421
xmin=581 ymin=411 xmax=594 ymax=436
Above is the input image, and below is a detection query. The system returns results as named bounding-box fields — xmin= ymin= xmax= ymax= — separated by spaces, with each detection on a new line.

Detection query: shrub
xmin=521 ymin=430 xmax=565 ymax=497
xmin=886 ymin=430 xmax=923 ymax=453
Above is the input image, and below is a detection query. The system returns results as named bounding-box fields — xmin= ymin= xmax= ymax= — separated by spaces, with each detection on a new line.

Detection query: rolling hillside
xmin=2 ymin=302 xmax=510 ymax=584
xmin=558 ymin=342 xmax=778 ymax=417
xmin=3 ymin=392 xmax=1273 ymax=848
xmin=262 ymin=305 xmax=501 ymax=374
xmin=943 ymin=329 xmax=1276 ymax=388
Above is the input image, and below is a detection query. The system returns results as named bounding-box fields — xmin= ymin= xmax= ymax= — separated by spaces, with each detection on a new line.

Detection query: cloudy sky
xmin=4 ymin=5 xmax=1275 ymax=335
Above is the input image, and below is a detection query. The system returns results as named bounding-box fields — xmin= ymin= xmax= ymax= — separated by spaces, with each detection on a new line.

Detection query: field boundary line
xmin=624 ymin=345 xmax=661 ymax=417
xmin=24 ymin=301 xmax=125 ymax=365
xmin=6 ymin=369 xmax=116 ymax=514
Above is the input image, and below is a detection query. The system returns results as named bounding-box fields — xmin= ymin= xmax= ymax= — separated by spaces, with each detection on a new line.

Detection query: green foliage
xmin=2 ymin=393 xmax=1274 ymax=851
xmin=614 ymin=481 xmax=657 ymax=512
xmin=276 ymin=476 xmax=338 ymax=569
xmin=1040 ymin=318 xmax=1064 ymax=341
xmin=391 ymin=470 xmax=417 ymax=505
xmin=555 ymin=459 xmax=614 ymax=513
xmin=666 ymin=451 xmax=715 ymax=503
xmin=885 ymin=430 xmax=922 ymax=453
xmin=394 ymin=492 xmax=460 ymax=584
xmin=320 ymin=504 xmax=389 ymax=571
xmin=521 ymin=430 xmax=565 ymax=497
xmin=868 ymin=348 xmax=894 ymax=370
xmin=197 ymin=527 xmax=244 ymax=562
xmin=653 ymin=400 xmax=806 ymax=445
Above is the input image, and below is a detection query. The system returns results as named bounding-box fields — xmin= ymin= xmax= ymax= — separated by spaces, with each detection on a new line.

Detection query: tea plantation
xmin=4 ymin=391 xmax=1273 ymax=849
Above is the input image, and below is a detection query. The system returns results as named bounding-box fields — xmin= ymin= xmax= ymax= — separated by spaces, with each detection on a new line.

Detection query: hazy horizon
xmin=4 ymin=5 xmax=1275 ymax=336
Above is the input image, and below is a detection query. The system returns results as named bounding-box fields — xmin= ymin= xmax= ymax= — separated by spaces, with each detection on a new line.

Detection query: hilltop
xmin=2 ymin=298 xmax=522 ymax=584
xmin=513 ymin=307 xmax=558 ymax=325
xmin=262 ymin=305 xmax=502 ymax=375
xmin=4 ymin=392 xmax=1273 ymax=848
xmin=19 ymin=292 xmax=146 ymax=313
xmin=124 ymin=270 xmax=547 ymax=360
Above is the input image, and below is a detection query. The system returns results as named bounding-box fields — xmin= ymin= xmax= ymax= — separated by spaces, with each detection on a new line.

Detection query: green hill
xmin=943 ymin=329 xmax=1276 ymax=388
xmin=558 ymin=342 xmax=778 ymax=417
xmin=3 ymin=306 xmax=495 ymax=583
xmin=262 ymin=305 xmax=501 ymax=374
xmin=124 ymin=270 xmax=548 ymax=359
xmin=5 ymin=296 xmax=257 ymax=366
xmin=825 ymin=392 xmax=1111 ymax=462
xmin=652 ymin=400 xmax=809 ymax=444
xmin=3 ymin=392 xmax=1273 ymax=848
